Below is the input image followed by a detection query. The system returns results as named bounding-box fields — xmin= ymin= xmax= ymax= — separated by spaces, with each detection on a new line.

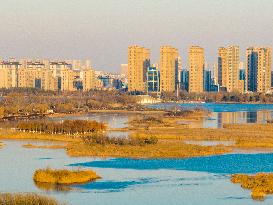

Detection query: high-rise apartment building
xmin=128 ymin=46 xmax=150 ymax=92
xmin=212 ymin=62 xmax=218 ymax=85
xmin=246 ymin=47 xmax=272 ymax=93
xmin=159 ymin=46 xmax=179 ymax=92
xmin=188 ymin=46 xmax=205 ymax=93
xmin=204 ymin=69 xmax=212 ymax=92
xmin=81 ymin=68 xmax=95 ymax=91
xmin=180 ymin=69 xmax=189 ymax=91
xmin=218 ymin=46 xmax=240 ymax=92
xmin=147 ymin=65 xmax=160 ymax=93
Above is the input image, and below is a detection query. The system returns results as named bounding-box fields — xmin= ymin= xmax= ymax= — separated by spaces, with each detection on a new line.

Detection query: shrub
xmin=81 ymin=134 xmax=158 ymax=146
xmin=0 ymin=193 xmax=66 ymax=205
xmin=17 ymin=120 xmax=106 ymax=134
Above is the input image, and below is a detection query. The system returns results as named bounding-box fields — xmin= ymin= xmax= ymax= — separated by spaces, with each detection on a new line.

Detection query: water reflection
xmin=151 ymin=103 xmax=273 ymax=128
xmin=34 ymin=181 xmax=72 ymax=192
xmin=207 ymin=110 xmax=273 ymax=128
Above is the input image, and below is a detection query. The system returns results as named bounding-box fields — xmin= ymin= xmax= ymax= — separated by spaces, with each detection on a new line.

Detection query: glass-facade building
xmin=147 ymin=66 xmax=160 ymax=93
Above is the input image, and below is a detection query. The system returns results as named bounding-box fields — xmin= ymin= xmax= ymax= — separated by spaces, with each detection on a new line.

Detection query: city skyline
xmin=1 ymin=0 xmax=273 ymax=72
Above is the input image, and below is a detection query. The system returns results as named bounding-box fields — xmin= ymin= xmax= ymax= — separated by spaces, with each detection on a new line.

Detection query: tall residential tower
xmin=128 ymin=46 xmax=150 ymax=92
xmin=188 ymin=46 xmax=205 ymax=93
xmin=218 ymin=46 xmax=240 ymax=92
xmin=246 ymin=47 xmax=272 ymax=93
xmin=159 ymin=46 xmax=179 ymax=92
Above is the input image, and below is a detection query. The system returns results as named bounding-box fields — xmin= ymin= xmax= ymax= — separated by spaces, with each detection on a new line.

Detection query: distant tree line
xmin=82 ymin=134 xmax=158 ymax=146
xmin=0 ymin=89 xmax=142 ymax=118
xmin=17 ymin=120 xmax=106 ymax=134
xmin=161 ymin=91 xmax=273 ymax=103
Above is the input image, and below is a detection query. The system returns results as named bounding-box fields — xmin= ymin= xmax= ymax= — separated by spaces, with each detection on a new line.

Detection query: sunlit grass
xmin=231 ymin=173 xmax=273 ymax=201
xmin=0 ymin=193 xmax=66 ymax=205
xmin=33 ymin=168 xmax=101 ymax=185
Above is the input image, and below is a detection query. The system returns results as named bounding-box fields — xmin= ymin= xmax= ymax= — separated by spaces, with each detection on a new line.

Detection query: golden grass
xmin=131 ymin=123 xmax=273 ymax=149
xmin=0 ymin=130 xmax=80 ymax=142
xmin=33 ymin=168 xmax=101 ymax=185
xmin=66 ymin=141 xmax=230 ymax=159
xmin=0 ymin=193 xmax=66 ymax=205
xmin=23 ymin=143 xmax=66 ymax=149
xmin=231 ymin=173 xmax=273 ymax=201
xmin=128 ymin=110 xmax=207 ymax=130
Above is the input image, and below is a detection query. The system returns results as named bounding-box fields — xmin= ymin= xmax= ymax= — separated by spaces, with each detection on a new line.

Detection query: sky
xmin=0 ymin=0 xmax=273 ymax=72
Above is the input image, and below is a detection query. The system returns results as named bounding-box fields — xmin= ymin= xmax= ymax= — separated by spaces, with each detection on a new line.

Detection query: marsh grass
xmin=23 ymin=144 xmax=66 ymax=149
xmin=67 ymin=141 xmax=230 ymax=158
xmin=0 ymin=193 xmax=66 ymax=205
xmin=33 ymin=168 xmax=101 ymax=185
xmin=231 ymin=173 xmax=273 ymax=201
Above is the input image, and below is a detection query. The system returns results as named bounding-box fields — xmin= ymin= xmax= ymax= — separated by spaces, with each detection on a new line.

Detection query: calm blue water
xmin=1 ymin=140 xmax=273 ymax=205
xmin=149 ymin=103 xmax=273 ymax=112
xmin=1 ymin=104 xmax=273 ymax=204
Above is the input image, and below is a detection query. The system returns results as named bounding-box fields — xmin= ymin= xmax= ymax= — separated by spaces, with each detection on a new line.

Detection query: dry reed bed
xmin=67 ymin=141 xmax=230 ymax=158
xmin=131 ymin=123 xmax=273 ymax=149
xmin=231 ymin=173 xmax=273 ymax=201
xmin=23 ymin=143 xmax=66 ymax=149
xmin=33 ymin=168 xmax=101 ymax=185
xmin=0 ymin=130 xmax=80 ymax=142
xmin=0 ymin=193 xmax=66 ymax=205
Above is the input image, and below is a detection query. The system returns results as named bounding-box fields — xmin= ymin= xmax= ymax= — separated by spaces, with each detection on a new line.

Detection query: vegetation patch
xmin=231 ymin=173 xmax=273 ymax=200
xmin=33 ymin=168 xmax=101 ymax=185
xmin=82 ymin=134 xmax=158 ymax=146
xmin=67 ymin=139 xmax=230 ymax=159
xmin=17 ymin=120 xmax=106 ymax=134
xmin=0 ymin=193 xmax=66 ymax=205
xmin=23 ymin=143 xmax=66 ymax=149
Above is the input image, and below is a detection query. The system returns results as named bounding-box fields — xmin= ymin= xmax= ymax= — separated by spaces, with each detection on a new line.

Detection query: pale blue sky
xmin=0 ymin=0 xmax=272 ymax=71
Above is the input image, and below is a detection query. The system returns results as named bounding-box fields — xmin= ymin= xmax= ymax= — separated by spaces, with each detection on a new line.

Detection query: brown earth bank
xmin=231 ymin=173 xmax=273 ymax=201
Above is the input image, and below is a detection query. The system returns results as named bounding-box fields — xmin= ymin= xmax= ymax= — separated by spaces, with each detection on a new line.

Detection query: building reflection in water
xmin=216 ymin=110 xmax=272 ymax=127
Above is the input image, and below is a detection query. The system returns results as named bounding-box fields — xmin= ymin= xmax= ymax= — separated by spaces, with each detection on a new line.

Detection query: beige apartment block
xmin=82 ymin=69 xmax=95 ymax=91
xmin=188 ymin=46 xmax=205 ymax=93
xmin=128 ymin=45 xmax=150 ymax=92
xmin=246 ymin=47 xmax=272 ymax=93
xmin=59 ymin=68 xmax=75 ymax=91
xmin=0 ymin=62 xmax=20 ymax=88
xmin=218 ymin=46 xmax=240 ymax=92
xmin=159 ymin=46 xmax=179 ymax=92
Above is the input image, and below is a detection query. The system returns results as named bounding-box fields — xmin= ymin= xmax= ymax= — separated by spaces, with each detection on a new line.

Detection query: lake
xmin=1 ymin=140 xmax=273 ymax=205
xmin=1 ymin=103 xmax=273 ymax=204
